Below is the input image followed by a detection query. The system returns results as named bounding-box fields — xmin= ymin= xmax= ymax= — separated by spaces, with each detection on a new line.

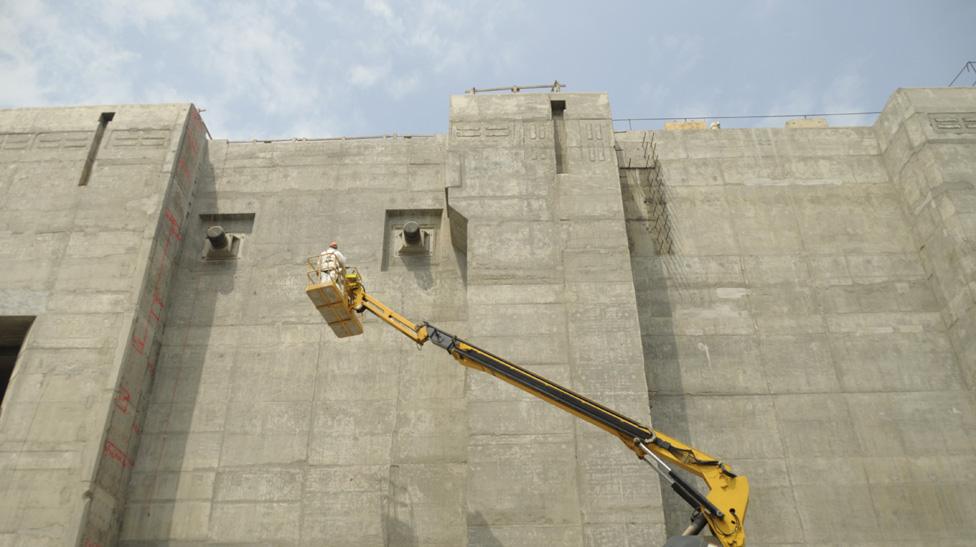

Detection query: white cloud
xmin=0 ymin=0 xmax=526 ymax=137
xmin=0 ymin=0 xmax=140 ymax=106
xmin=390 ymin=73 xmax=420 ymax=100
xmin=364 ymin=0 xmax=396 ymax=23
xmin=349 ymin=64 xmax=390 ymax=87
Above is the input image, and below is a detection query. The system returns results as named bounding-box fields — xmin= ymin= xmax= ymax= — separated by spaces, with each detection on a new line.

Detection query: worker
xmin=319 ymin=241 xmax=346 ymax=284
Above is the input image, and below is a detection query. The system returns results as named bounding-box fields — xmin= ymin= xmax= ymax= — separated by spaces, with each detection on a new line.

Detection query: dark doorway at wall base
xmin=0 ymin=316 xmax=35 ymax=405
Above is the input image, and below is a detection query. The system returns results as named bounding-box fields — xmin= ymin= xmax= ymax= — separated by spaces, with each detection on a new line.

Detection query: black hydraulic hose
xmin=426 ymin=323 xmax=724 ymax=518
xmin=427 ymin=324 xmax=650 ymax=441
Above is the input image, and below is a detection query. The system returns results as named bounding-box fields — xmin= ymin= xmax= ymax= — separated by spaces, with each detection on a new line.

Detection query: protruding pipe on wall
xmin=206 ymin=226 xmax=229 ymax=249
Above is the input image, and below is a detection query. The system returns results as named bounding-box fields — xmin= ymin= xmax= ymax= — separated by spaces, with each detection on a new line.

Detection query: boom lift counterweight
xmin=305 ymin=260 xmax=749 ymax=547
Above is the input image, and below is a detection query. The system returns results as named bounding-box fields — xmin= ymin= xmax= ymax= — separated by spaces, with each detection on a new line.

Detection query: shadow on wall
xmin=384 ymin=465 xmax=419 ymax=547
xmin=401 ymin=255 xmax=434 ymax=291
xmin=466 ymin=511 xmax=503 ymax=547
xmin=620 ymin=161 xmax=701 ymax=538
xmin=118 ymin=153 xmax=226 ymax=544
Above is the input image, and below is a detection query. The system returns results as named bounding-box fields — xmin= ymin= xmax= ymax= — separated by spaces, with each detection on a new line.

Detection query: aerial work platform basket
xmin=305 ymin=256 xmax=363 ymax=338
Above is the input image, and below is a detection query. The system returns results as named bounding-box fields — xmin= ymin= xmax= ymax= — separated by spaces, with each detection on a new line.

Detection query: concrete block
xmin=466 ymin=440 xmax=581 ymax=526
xmin=825 ymin=311 xmax=944 ymax=334
xmin=396 ymin=359 xmax=465 ymax=401
xmin=651 ymin=395 xmax=783 ymax=459
xmin=829 ymin=332 xmax=959 ymax=391
xmin=741 ymin=485 xmax=805 ymax=544
xmin=301 ymin=490 xmax=385 ymax=545
xmin=143 ymin=401 xmax=228 ymax=434
xmin=30 ymin=313 xmax=122 ymax=349
xmin=0 ymin=402 xmax=38 ymax=441
xmin=469 ymin=400 xmax=573 ymax=437
xmin=759 ymin=334 xmax=839 ymax=393
xmin=631 ymin=256 xmax=744 ymax=287
xmin=868 ymin=482 xmax=962 ymax=542
xmin=741 ymin=255 xmax=810 ymax=286
xmin=664 ymin=120 xmax=707 ymax=131
xmin=468 ymin=523 xmax=582 ymax=547
xmin=793 ymin=482 xmax=880 ymax=543
xmin=726 ymin=187 xmax=804 ymax=254
xmin=574 ymin=433 xmax=663 ymax=524
xmin=304 ymin=464 xmax=387 ymax=495
xmin=785 ymin=117 xmax=828 ymax=128
xmin=384 ymin=463 xmax=466 ymax=545
xmin=308 ymin=433 xmax=392 ymax=466
xmin=214 ymin=468 xmax=303 ymax=502
xmin=846 ymin=392 xmax=976 ymax=457
xmin=120 ymin=500 xmax=210 ymax=541
xmin=665 ymin=195 xmax=738 ymax=256
xmin=134 ymin=432 xmax=222 ymax=472
xmin=644 ymin=335 xmax=766 ymax=395
xmin=126 ymin=471 xmax=214 ymax=502
xmin=749 ymin=286 xmax=818 ymax=316
xmin=773 ymin=394 xmax=857 ymax=457
xmin=655 ymin=158 xmax=724 ymax=186
xmin=228 ymin=345 xmax=317 ymax=402
xmin=210 ymin=501 xmax=301 ymax=542
xmin=449 ymin=93 xmax=552 ymax=122
xmin=26 ymin=402 xmax=89 ymax=443
xmin=806 ymin=255 xmax=853 ymax=286
xmin=464 ymin=334 xmax=568 ymax=365
xmin=394 ymin=398 xmax=467 ymax=463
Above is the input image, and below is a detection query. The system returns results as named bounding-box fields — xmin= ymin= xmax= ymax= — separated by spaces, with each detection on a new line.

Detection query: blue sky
xmin=1 ymin=0 xmax=973 ymax=139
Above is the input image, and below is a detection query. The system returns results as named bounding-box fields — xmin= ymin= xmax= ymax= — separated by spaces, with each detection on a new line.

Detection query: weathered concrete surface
xmin=618 ymin=87 xmax=976 ymax=545
xmin=0 ymin=104 xmax=206 ymax=545
xmin=119 ymin=92 xmax=662 ymax=546
xmin=875 ymin=89 xmax=976 ymax=386
xmin=120 ymin=133 xmax=468 ymax=546
xmin=448 ymin=92 xmax=665 ymax=546
xmin=1 ymin=88 xmax=975 ymax=546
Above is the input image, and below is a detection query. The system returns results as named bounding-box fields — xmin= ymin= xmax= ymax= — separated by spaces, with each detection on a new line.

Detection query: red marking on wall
xmin=114 ymin=386 xmax=131 ymax=414
xmin=103 ymin=440 xmax=132 ymax=468
xmin=164 ymin=209 xmax=183 ymax=241
xmin=131 ymin=421 xmax=141 ymax=434
xmin=131 ymin=333 xmax=146 ymax=354
xmin=186 ymin=128 xmax=199 ymax=154
xmin=83 ymin=539 xmax=101 ymax=547
xmin=178 ymin=157 xmax=190 ymax=181
xmin=146 ymin=359 xmax=156 ymax=377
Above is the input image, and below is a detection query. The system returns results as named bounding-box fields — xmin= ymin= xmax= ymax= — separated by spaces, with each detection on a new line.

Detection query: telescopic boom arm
xmin=344 ymin=274 xmax=748 ymax=546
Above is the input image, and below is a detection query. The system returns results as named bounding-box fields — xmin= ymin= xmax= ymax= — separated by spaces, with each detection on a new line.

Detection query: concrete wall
xmin=117 ymin=92 xmax=663 ymax=546
xmin=875 ymin=88 xmax=976 ymax=384
xmin=0 ymin=104 xmax=205 ymax=545
xmin=118 ymin=133 xmax=466 ymax=545
xmin=1 ymin=88 xmax=974 ymax=546
xmin=618 ymin=87 xmax=976 ymax=546
xmin=447 ymin=93 xmax=664 ymax=546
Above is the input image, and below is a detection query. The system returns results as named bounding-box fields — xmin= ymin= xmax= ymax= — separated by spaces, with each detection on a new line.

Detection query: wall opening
xmin=551 ymin=100 xmax=567 ymax=174
xmin=381 ymin=209 xmax=442 ymax=271
xmin=0 ymin=316 xmax=35 ymax=405
xmin=78 ymin=111 xmax=115 ymax=186
xmin=198 ymin=213 xmax=254 ymax=261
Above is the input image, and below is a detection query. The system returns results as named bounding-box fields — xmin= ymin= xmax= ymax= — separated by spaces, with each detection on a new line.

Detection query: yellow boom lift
xmin=305 ymin=259 xmax=749 ymax=547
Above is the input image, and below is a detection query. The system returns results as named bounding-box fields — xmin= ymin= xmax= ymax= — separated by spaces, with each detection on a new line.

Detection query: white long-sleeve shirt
xmin=319 ymin=248 xmax=346 ymax=271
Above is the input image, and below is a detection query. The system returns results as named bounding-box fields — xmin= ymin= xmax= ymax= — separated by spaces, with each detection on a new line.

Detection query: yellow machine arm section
xmin=345 ymin=273 xmax=748 ymax=546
